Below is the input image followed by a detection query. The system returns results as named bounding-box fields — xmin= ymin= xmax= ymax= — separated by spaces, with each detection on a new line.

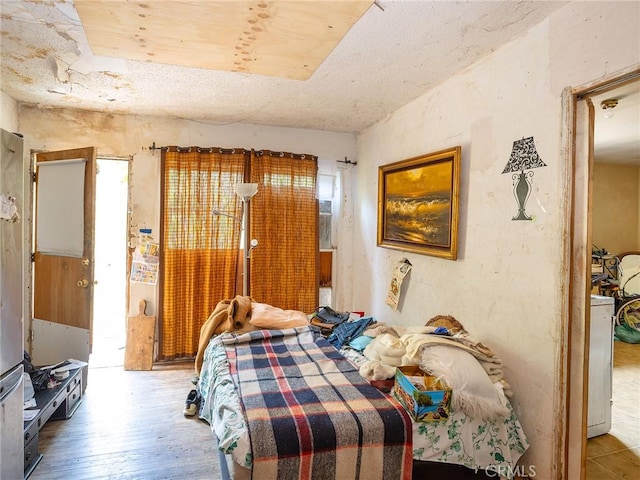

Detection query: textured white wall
xmin=1 ymin=91 xmax=19 ymax=132
xmin=353 ymin=1 xmax=639 ymax=475
xmin=16 ymin=108 xmax=356 ymax=315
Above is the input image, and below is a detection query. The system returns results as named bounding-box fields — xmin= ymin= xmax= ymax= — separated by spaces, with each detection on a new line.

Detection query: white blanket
xmin=360 ymin=329 xmax=513 ymax=420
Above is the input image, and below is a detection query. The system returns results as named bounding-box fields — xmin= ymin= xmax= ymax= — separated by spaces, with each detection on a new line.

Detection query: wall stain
xmin=2 ymin=52 xmax=24 ymax=63
xmin=55 ymin=30 xmax=74 ymax=43
xmin=4 ymin=66 xmax=34 ymax=84
xmin=31 ymin=46 xmax=53 ymax=59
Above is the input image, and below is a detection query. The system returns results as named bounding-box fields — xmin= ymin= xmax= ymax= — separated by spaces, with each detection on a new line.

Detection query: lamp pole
xmin=234 ymin=182 xmax=258 ymax=297
xmin=212 ymin=182 xmax=258 ymax=297
xmin=242 ymin=196 xmax=250 ymax=297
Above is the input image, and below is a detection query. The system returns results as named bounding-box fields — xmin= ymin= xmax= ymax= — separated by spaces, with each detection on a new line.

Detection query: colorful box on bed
xmin=393 ymin=366 xmax=452 ymax=422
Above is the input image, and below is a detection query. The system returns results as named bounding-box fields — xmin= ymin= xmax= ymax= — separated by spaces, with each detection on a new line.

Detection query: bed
xmin=197 ymin=322 xmax=529 ymax=480
xmin=199 ymin=326 xmax=413 ymax=480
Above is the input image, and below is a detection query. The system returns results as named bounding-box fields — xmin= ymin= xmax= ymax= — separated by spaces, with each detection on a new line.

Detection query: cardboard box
xmin=393 ymin=366 xmax=452 ymax=422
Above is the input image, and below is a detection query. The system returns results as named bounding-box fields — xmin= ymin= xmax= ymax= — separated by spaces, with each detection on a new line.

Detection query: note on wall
xmin=130 ymin=244 xmax=159 ymax=285
xmin=385 ymin=258 xmax=412 ymax=311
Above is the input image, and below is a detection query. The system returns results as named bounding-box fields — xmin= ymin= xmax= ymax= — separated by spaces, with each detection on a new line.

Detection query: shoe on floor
xmin=183 ymin=389 xmax=201 ymax=417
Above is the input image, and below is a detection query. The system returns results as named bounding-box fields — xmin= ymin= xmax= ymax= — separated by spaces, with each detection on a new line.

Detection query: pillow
xmin=249 ymin=302 xmax=309 ymax=329
xmin=348 ymin=335 xmax=373 ymax=352
xmin=419 ymin=344 xmax=509 ymax=421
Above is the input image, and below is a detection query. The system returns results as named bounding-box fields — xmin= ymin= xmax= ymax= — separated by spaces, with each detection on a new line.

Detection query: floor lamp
xmin=234 ymin=183 xmax=258 ymax=296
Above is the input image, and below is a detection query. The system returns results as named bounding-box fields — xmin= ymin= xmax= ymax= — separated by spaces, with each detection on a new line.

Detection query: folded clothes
xmin=327 ymin=316 xmax=375 ymax=349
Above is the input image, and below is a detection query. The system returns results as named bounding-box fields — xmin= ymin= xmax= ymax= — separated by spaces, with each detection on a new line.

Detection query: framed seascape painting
xmin=377 ymin=146 xmax=461 ymax=260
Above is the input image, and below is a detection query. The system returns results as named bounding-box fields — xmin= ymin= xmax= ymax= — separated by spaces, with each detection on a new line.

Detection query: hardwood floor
xmin=29 ymin=363 xmax=222 ymax=480
xmin=29 ymin=342 xmax=639 ymax=479
xmin=586 ymin=341 xmax=640 ymax=478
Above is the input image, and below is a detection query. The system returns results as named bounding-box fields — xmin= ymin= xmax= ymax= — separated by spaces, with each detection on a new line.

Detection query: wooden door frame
xmin=561 ymin=64 xmax=640 ymax=479
xmin=26 ymin=150 xmax=37 ymax=355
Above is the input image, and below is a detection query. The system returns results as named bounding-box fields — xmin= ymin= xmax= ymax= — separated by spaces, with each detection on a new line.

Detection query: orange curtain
xmin=249 ymin=150 xmax=318 ymax=312
xmin=159 ymin=147 xmax=246 ymax=360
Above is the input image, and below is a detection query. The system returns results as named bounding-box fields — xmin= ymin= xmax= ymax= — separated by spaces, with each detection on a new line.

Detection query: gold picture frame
xmin=377 ymin=146 xmax=461 ymax=260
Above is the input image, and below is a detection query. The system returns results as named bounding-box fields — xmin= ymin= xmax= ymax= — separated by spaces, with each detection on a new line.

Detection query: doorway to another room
xmin=585 ymin=78 xmax=640 ymax=478
xmin=565 ymin=67 xmax=640 ymax=479
xmin=318 ymin=173 xmax=337 ymax=308
xmin=89 ymin=158 xmax=129 ymax=368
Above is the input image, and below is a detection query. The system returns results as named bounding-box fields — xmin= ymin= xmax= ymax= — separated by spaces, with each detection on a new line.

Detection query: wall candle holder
xmin=501 ymin=137 xmax=546 ymax=221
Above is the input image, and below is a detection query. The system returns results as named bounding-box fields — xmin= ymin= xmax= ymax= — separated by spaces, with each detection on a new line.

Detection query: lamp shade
xmin=235 ymin=183 xmax=258 ymax=199
xmin=502 ymin=137 xmax=546 ymax=174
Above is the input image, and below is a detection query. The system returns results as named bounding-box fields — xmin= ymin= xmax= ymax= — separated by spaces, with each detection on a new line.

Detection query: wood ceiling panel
xmin=75 ymin=0 xmax=373 ymax=80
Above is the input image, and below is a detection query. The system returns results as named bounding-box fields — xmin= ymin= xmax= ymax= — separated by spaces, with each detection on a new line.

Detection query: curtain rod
xmin=337 ymin=156 xmax=357 ymax=165
xmin=147 ymin=142 xmax=246 ymax=154
xmin=147 ymin=142 xmax=317 ymax=160
xmin=254 ymin=150 xmax=317 ymax=161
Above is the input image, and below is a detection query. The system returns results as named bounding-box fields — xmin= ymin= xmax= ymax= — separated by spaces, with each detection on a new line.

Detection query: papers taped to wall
xmin=0 ymin=193 xmax=19 ymax=222
xmin=130 ymin=244 xmax=159 ymax=284
xmin=385 ymin=258 xmax=412 ymax=311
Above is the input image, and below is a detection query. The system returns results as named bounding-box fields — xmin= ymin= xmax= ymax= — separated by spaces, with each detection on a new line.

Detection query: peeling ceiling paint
xmin=7 ymin=0 xmax=636 ymax=165
xmin=1 ymin=0 xmax=573 ymax=134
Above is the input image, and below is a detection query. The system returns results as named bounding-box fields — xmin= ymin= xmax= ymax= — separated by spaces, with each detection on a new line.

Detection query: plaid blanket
xmin=221 ymin=326 xmax=413 ymax=480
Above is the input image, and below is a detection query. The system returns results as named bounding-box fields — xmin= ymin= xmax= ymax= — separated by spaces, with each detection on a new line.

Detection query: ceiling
xmin=1 ymin=0 xmax=568 ymax=133
xmin=72 ymin=0 xmax=373 ymax=81
xmin=591 ymin=80 xmax=640 ymax=165
xmin=0 ymin=0 xmax=637 ymax=163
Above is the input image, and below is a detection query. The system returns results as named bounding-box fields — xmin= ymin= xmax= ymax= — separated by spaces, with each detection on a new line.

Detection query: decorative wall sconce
xmin=502 ymin=137 xmax=546 ymax=221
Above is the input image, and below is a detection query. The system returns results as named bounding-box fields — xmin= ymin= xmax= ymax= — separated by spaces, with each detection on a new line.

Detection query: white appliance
xmin=587 ymin=294 xmax=615 ymax=438
xmin=0 ymin=129 xmax=25 ymax=478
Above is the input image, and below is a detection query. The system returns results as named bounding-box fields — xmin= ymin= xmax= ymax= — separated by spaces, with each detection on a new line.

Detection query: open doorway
xmin=563 ymin=67 xmax=640 ymax=478
xmin=585 ymin=79 xmax=640 ymax=477
xmin=89 ymin=157 xmax=129 ymax=368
